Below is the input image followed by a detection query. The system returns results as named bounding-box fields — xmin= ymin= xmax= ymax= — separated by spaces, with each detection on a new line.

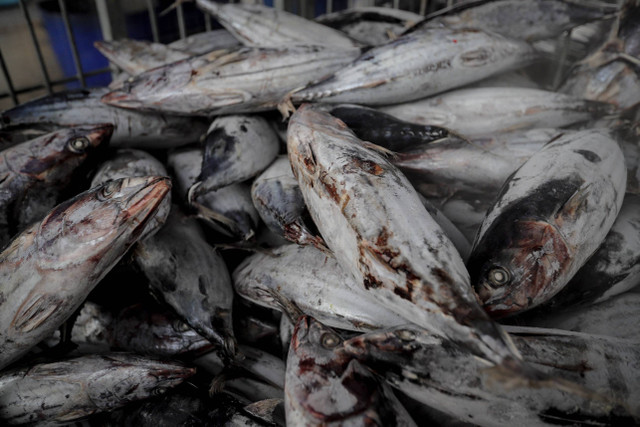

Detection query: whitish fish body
xmin=95 ymin=39 xmax=190 ymax=75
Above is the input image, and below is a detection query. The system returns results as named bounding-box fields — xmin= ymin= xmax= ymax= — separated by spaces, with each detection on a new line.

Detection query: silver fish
xmin=166 ymin=146 xmax=202 ymax=200
xmin=291 ymin=27 xmax=538 ymax=106
xmin=167 ymin=29 xmax=241 ymax=55
xmin=0 ymin=88 xmax=208 ymax=149
xmin=195 ymin=0 xmax=359 ymax=48
xmin=0 ymin=354 xmax=195 ymax=425
xmin=427 ymin=193 xmax=493 ymax=243
xmin=94 ymin=39 xmax=190 ymax=76
xmin=238 ymin=345 xmax=285 ymax=389
xmin=91 ymin=148 xmax=170 ymax=241
xmin=285 ymin=316 xmax=417 ymax=427
xmin=468 ymin=129 xmax=627 ymax=317
xmin=134 ymin=207 xmax=236 ymax=357
xmin=0 ymin=176 xmax=171 ymax=369
xmin=419 ymin=195 xmax=471 ymax=261
xmin=232 ymin=244 xmax=407 ymax=332
xmin=0 ymin=124 xmax=112 ymax=246
xmin=379 ymin=87 xmax=614 ymax=137
xmin=287 ymin=104 xmax=520 ymax=365
xmin=102 ymin=46 xmax=362 ymax=116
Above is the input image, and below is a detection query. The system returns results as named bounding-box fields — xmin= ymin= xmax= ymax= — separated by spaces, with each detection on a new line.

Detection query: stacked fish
xmin=0 ymin=0 xmax=639 ymax=425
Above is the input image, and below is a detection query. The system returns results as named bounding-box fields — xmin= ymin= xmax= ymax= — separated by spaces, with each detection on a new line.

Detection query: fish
xmin=0 ymin=353 xmax=195 ymax=425
xmin=287 ymin=104 xmax=520 ymax=365
xmin=0 ymin=176 xmax=170 ymax=369
xmin=467 ymin=129 xmax=627 ymax=317
xmin=290 ymin=27 xmax=538 ymax=106
xmin=166 ymin=146 xmax=202 ymax=200
xmin=412 ymin=0 xmax=619 ymax=42
xmin=419 ymin=195 xmax=471 ymax=260
xmin=379 ymin=87 xmax=615 ymax=137
xmin=315 ymin=7 xmax=423 ymax=46
xmin=238 ymin=345 xmax=285 ymax=389
xmin=189 ymin=115 xmax=280 ymax=197
xmin=285 ymin=316 xmax=417 ymax=426
xmin=426 ymin=192 xmax=494 ymax=243
xmin=91 ymin=148 xmax=170 ymax=240
xmin=94 ymin=39 xmax=191 ymax=76
xmin=0 ymin=124 xmax=112 ymax=247
xmin=133 ymin=206 xmax=236 ymax=358
xmin=340 ymin=324 xmax=639 ymax=426
xmin=232 ymin=244 xmax=407 ymax=332
xmin=167 ymin=29 xmax=241 ymax=55
xmin=195 ymin=0 xmax=360 ymax=48
xmin=250 ymin=155 xmax=324 ymax=248
xmin=0 ymin=88 xmax=209 ymax=149
xmin=102 ymin=45 xmax=362 ymax=116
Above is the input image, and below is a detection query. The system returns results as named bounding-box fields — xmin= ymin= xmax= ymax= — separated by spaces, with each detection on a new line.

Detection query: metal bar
xmin=18 ymin=0 xmax=53 ymax=95
xmin=0 ymin=67 xmax=112 ymax=101
xmin=326 ymin=0 xmax=332 ymax=13
xmin=58 ymin=0 xmax=86 ymax=87
xmin=0 ymin=48 xmax=18 ymax=106
xmin=146 ymin=0 xmax=160 ymax=43
xmin=393 ymin=0 xmax=400 ymax=9
xmin=274 ymin=0 xmax=284 ymax=10
xmin=419 ymin=0 xmax=427 ymax=15
xmin=177 ymin=3 xmax=187 ymax=39
xmin=204 ymin=13 xmax=212 ymax=31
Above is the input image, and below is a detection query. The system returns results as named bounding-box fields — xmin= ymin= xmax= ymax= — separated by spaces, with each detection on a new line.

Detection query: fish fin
xmin=278 ymin=87 xmax=305 ymax=120
xmin=159 ymin=0 xmax=191 ymax=17
xmin=283 ymin=221 xmax=329 ymax=252
xmin=209 ymin=374 xmax=227 ymax=397
xmin=266 ymin=288 xmax=304 ymax=323
xmin=12 ymin=293 xmax=64 ymax=333
xmin=243 ymin=398 xmax=284 ymax=422
xmin=554 ymin=184 xmax=591 ymax=223
xmin=55 ymin=409 xmax=97 ymax=422
xmin=362 ymin=141 xmax=397 ymax=159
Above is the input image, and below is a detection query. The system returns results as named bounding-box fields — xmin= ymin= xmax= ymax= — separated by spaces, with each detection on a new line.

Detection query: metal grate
xmin=0 ymin=0 xmax=439 ymax=108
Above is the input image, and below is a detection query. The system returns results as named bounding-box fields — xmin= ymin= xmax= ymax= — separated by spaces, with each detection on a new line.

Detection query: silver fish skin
xmin=166 ymin=147 xmax=202 ymax=200
xmin=250 ymin=155 xmax=323 ymax=247
xmin=315 ymin=7 xmax=423 ymax=46
xmin=226 ymin=377 xmax=284 ymax=402
xmin=134 ymin=207 xmax=236 ymax=357
xmin=291 ymin=27 xmax=538 ymax=106
xmin=379 ymin=87 xmax=614 ymax=137
xmin=468 ymin=129 xmax=627 ymax=318
xmin=195 ymin=0 xmax=359 ymax=48
xmin=94 ymin=40 xmax=190 ymax=75
xmin=0 ymin=88 xmax=208 ymax=149
xmin=232 ymin=244 xmax=407 ymax=332
xmin=167 ymin=29 xmax=241 ymax=55
xmin=522 ymin=292 xmax=640 ymax=342
xmin=415 ymin=0 xmax=618 ymax=42
xmin=287 ymin=104 xmax=520 ymax=365
xmin=102 ymin=46 xmax=362 ymax=116
xmin=239 ymin=345 xmax=285 ymax=389
xmin=0 ymin=353 xmax=195 ymax=426
xmin=285 ymin=316 xmax=417 ymax=427
xmin=393 ymin=128 xmax=567 ymax=198
xmin=341 ymin=324 xmax=639 ymax=426
xmin=91 ymin=149 xmax=170 ymax=240
xmin=426 ymin=193 xmax=493 ymax=243
xmin=419 ymin=196 xmax=471 ymax=261
xmin=192 ymin=182 xmax=259 ymax=241
xmin=0 ymin=176 xmax=171 ymax=370
xmin=465 ymin=69 xmax=541 ymax=89
xmin=0 ymin=124 xmax=112 ymax=246
xmin=190 ymin=115 xmax=280 ymax=197
xmin=111 ymin=303 xmax=213 ymax=357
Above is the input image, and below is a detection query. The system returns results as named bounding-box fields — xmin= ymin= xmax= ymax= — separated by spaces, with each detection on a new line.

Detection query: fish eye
xmin=101 ymin=181 xmax=119 ymax=198
xmin=487 ymin=266 xmax=511 ymax=288
xmin=67 ymin=136 xmax=90 ymax=153
xmin=152 ymin=387 xmax=166 ymax=396
xmin=394 ymin=329 xmax=416 ymax=342
xmin=172 ymin=320 xmax=190 ymax=332
xmin=320 ymin=332 xmax=341 ymax=349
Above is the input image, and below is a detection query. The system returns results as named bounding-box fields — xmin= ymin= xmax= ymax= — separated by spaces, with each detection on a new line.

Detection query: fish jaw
xmin=122 ymin=176 xmax=172 ymax=237
xmin=471 ymin=220 xmax=572 ymax=318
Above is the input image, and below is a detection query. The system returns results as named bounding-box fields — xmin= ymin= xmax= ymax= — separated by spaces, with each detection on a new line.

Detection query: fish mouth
xmin=84 ymin=123 xmax=114 ymax=146
xmin=291 ymin=315 xmax=310 ymax=350
xmin=123 ymin=176 xmax=172 ymax=235
xmin=101 ymin=89 xmax=139 ymax=109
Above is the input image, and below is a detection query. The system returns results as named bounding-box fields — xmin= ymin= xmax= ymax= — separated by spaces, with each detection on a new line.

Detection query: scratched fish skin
xmin=192 ymin=183 xmax=260 ymax=241
xmin=233 ymin=244 xmax=406 ymax=332
xmin=0 ymin=176 xmax=170 ymax=370
xmin=291 ymin=27 xmax=538 ymax=106
xmin=341 ymin=324 xmax=639 ymax=426
xmin=134 ymin=207 xmax=235 ymax=357
xmin=468 ymin=129 xmax=627 ymax=318
xmin=285 ymin=316 xmax=417 ymax=427
xmin=287 ymin=104 xmax=520 ymax=365
xmin=413 ymin=0 xmax=618 ymax=42
xmin=102 ymin=46 xmax=361 ymax=116
xmin=315 ymin=7 xmax=422 ymax=46
xmin=190 ymin=115 xmax=280 ymax=196
xmin=393 ymin=129 xmax=566 ymax=199
xmin=0 ymin=353 xmax=195 ymax=425
xmin=94 ymin=40 xmax=190 ymax=75
xmin=0 ymin=88 xmax=208 ymax=149
xmin=0 ymin=124 xmax=112 ymax=246
xmin=167 ymin=29 xmax=241 ymax=55
xmin=250 ymin=156 xmax=323 ymax=247
xmin=379 ymin=88 xmax=614 ymax=137
xmin=521 ymin=292 xmax=640 ymax=342
xmin=91 ymin=149 xmax=170 ymax=240
xmin=195 ymin=0 xmax=359 ymax=48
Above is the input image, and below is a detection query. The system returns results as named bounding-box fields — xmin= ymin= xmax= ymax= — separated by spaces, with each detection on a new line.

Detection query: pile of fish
xmin=0 ymin=0 xmax=639 ymax=425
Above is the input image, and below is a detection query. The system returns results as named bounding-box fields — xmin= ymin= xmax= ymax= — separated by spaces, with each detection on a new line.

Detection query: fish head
xmin=469 ymin=219 xmax=570 ymax=317
xmin=86 ymin=354 xmax=195 ymax=410
xmin=35 ymin=176 xmax=171 ymax=272
xmin=290 ymin=315 xmax=347 ymax=368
